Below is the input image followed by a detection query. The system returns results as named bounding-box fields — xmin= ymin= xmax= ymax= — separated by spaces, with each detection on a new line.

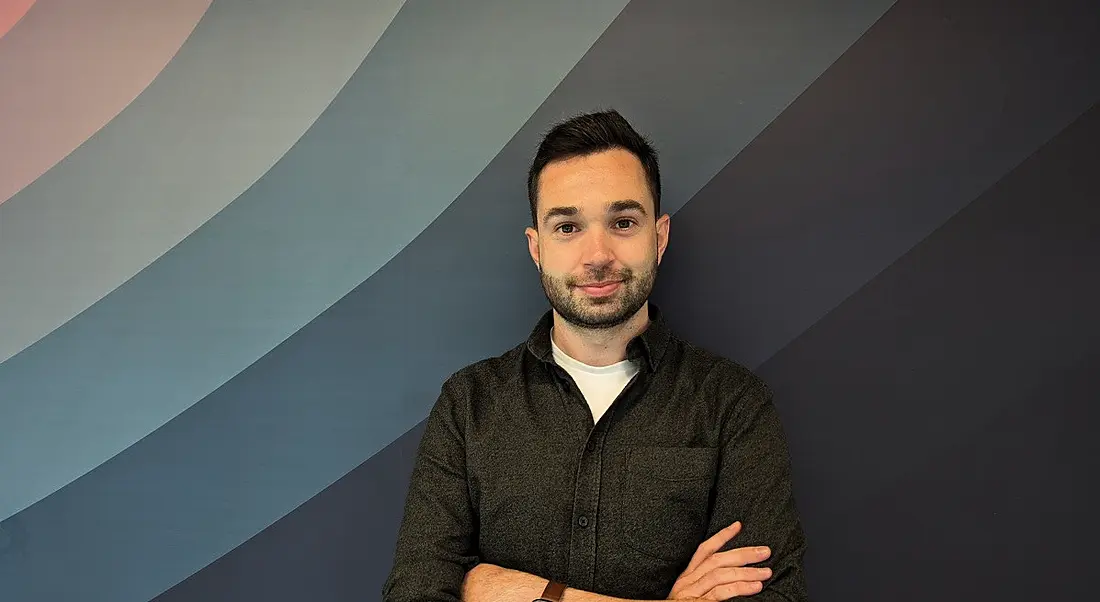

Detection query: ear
xmin=525 ymin=226 xmax=541 ymax=271
xmin=655 ymin=213 xmax=671 ymax=265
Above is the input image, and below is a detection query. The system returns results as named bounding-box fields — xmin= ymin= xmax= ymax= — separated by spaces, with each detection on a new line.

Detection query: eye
xmin=614 ymin=218 xmax=636 ymax=230
xmin=556 ymin=223 xmax=578 ymax=234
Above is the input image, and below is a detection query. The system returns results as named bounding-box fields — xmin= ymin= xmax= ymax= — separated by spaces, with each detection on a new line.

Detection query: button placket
xmin=560 ymin=361 xmax=646 ymax=590
xmin=568 ymin=418 xmax=605 ymax=590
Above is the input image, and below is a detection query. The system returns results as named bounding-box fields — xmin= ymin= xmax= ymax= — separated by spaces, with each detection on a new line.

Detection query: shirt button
xmin=586 ymin=441 xmax=596 ymax=452
xmin=577 ymin=516 xmax=589 ymax=528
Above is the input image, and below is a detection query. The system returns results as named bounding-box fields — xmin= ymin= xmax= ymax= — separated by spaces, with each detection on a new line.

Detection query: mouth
xmin=575 ymin=280 xmax=622 ymax=297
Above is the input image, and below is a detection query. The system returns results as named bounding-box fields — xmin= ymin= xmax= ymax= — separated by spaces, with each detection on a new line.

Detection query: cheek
xmin=540 ymin=247 xmax=583 ymax=271
xmin=616 ymin=245 xmax=655 ymax=267
xmin=538 ymin=260 xmax=568 ymax=280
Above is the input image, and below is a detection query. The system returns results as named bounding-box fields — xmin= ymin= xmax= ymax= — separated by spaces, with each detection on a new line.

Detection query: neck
xmin=551 ymin=303 xmax=650 ymax=367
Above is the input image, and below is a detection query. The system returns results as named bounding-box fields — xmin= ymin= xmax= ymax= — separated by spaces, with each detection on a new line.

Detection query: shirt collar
xmin=526 ymin=302 xmax=671 ymax=372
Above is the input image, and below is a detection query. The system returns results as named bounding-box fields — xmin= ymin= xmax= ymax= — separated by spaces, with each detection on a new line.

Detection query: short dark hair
xmin=526 ymin=109 xmax=661 ymax=227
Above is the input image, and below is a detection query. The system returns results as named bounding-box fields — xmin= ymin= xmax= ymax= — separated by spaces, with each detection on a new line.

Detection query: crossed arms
xmin=462 ymin=521 xmax=778 ymax=602
xmin=381 ymin=378 xmax=808 ymax=602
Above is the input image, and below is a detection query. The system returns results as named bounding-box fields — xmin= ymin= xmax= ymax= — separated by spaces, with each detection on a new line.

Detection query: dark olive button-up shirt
xmin=382 ymin=305 xmax=808 ymax=602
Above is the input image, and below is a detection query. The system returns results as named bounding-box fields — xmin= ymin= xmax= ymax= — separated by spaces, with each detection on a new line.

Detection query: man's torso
xmin=457 ymin=312 xmax=759 ymax=599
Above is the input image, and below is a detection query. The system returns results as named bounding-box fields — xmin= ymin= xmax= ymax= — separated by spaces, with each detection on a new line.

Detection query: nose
xmin=583 ymin=228 xmax=613 ymax=268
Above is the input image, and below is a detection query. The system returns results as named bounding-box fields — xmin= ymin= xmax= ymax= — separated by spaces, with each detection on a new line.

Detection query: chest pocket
xmin=619 ymin=446 xmax=718 ymax=563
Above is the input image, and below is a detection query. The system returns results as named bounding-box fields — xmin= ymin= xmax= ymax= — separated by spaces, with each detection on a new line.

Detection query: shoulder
xmin=424 ymin=342 xmax=528 ymax=432
xmin=438 ymin=341 xmax=529 ymax=400
xmin=667 ymin=336 xmax=786 ymax=452
xmin=674 ymin=335 xmax=772 ymax=400
xmin=667 ymin=335 xmax=776 ymax=440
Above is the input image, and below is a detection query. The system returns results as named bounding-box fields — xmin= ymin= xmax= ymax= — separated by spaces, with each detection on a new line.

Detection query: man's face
xmin=526 ymin=148 xmax=670 ymax=330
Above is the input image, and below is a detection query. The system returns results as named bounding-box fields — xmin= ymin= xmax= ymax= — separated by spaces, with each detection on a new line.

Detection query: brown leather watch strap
xmin=540 ymin=580 xmax=567 ymax=602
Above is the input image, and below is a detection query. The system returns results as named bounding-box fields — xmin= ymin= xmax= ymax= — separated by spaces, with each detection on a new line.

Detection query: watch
xmin=534 ymin=580 xmax=567 ymax=602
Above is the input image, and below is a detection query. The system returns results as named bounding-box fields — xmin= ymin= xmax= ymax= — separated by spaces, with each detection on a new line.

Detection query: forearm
xmin=462 ymin=564 xmax=672 ymax=602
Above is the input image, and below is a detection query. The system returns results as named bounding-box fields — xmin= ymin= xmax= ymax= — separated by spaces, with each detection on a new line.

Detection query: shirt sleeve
xmin=707 ymin=377 xmax=810 ymax=601
xmin=382 ymin=376 xmax=479 ymax=602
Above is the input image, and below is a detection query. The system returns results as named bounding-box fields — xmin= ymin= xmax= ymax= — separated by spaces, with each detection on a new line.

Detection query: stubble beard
xmin=539 ymin=258 xmax=658 ymax=330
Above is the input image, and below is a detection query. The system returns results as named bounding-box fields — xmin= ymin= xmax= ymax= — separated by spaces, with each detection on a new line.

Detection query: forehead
xmin=536 ymin=148 xmax=653 ymax=214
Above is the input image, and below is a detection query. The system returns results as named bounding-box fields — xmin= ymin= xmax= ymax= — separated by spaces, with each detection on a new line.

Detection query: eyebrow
xmin=541 ymin=199 xmax=648 ymax=227
xmin=609 ymin=199 xmax=647 ymax=215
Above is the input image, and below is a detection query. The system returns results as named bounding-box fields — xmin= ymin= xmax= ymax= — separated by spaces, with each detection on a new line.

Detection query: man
xmin=382 ymin=110 xmax=808 ymax=602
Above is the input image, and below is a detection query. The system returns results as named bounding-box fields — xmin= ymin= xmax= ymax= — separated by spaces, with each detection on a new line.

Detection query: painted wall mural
xmin=1 ymin=1 xmax=1097 ymax=600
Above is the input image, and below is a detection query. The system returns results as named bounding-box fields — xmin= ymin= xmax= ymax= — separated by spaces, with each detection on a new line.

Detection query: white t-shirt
xmin=551 ymin=330 xmax=640 ymax=423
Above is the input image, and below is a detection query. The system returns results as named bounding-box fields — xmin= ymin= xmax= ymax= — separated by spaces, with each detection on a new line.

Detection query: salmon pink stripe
xmin=0 ymin=0 xmax=213 ymax=205
xmin=0 ymin=0 xmax=36 ymax=40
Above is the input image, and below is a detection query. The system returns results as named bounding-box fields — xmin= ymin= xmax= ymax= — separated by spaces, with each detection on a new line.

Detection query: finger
xmin=685 ymin=521 xmax=742 ymax=575
xmin=694 ymin=544 xmax=771 ymax=577
xmin=688 ymin=566 xmax=772 ymax=597
xmin=688 ymin=521 xmax=741 ymax=572
xmin=706 ymin=580 xmax=763 ymax=600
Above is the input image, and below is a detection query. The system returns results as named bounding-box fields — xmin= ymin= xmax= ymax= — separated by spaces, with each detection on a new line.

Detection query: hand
xmin=668 ymin=521 xmax=773 ymax=600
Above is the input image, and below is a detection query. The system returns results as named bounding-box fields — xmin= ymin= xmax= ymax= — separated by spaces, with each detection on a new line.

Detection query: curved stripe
xmin=752 ymin=104 xmax=1100 ymax=599
xmin=0 ymin=0 xmax=36 ymax=40
xmin=652 ymin=0 xmax=1100 ymax=370
xmin=0 ymin=1 xmax=635 ymax=596
xmin=158 ymin=418 xmax=429 ymax=601
xmin=164 ymin=2 xmax=1100 ymax=597
xmin=0 ymin=0 xmax=213 ymax=205
xmin=0 ymin=1 xmax=896 ymax=601
xmin=0 ymin=0 xmax=409 ymax=520
xmin=0 ymin=0 xmax=404 ymax=367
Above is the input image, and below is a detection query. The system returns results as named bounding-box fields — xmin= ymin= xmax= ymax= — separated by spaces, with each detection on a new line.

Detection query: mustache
xmin=564 ymin=267 xmax=633 ymax=286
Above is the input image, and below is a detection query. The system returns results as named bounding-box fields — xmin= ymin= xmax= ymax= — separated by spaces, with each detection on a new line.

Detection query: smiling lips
xmin=577 ymin=281 xmax=622 ymax=297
